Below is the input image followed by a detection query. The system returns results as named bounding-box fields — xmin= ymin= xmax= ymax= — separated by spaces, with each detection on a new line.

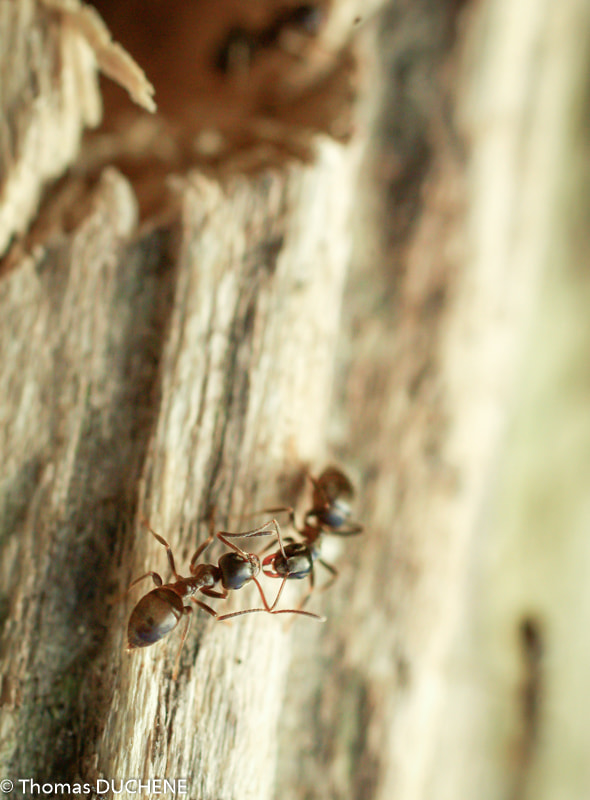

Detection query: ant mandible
xmin=258 ymin=466 xmax=363 ymax=606
xmin=126 ymin=517 xmax=323 ymax=678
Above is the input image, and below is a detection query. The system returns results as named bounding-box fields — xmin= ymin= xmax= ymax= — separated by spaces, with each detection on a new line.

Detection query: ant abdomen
xmin=128 ymin=588 xmax=184 ymax=649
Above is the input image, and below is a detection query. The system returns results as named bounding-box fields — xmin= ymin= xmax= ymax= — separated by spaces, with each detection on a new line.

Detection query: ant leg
xmin=338 ymin=523 xmax=363 ymax=535
xmin=190 ymin=597 xmax=219 ymax=617
xmin=129 ymin=570 xmax=163 ymax=590
xmin=296 ymin=559 xmax=338 ymax=611
xmin=200 ymin=587 xmax=228 ymax=600
xmin=172 ymin=606 xmax=193 ymax=680
xmin=217 ymin=518 xmax=288 ymax=559
xmin=216 ymin=605 xmax=325 ymax=622
xmin=110 ymin=569 xmax=163 ymax=604
xmin=281 ymin=571 xmax=317 ymax=631
xmin=304 ymin=508 xmax=363 ymax=536
xmin=265 ymin=575 xmax=289 ymax=611
xmin=190 ymin=582 xmax=228 ymax=616
xmin=297 ymin=560 xmax=338 ymax=610
xmin=217 ymin=517 xmax=280 ymax=541
xmin=261 ymin=557 xmax=283 ymax=578
xmin=317 ymin=559 xmax=338 ymax=592
xmin=150 ymin=531 xmax=183 ymax=580
xmin=243 ymin=506 xmax=299 ymax=530
xmin=261 ymin=534 xmax=296 ymax=556
xmin=189 ymin=534 xmax=215 ymax=572
xmin=215 ymin=577 xmax=325 ymax=622
xmin=141 ymin=517 xmax=183 ymax=580
xmin=329 ymin=520 xmax=363 ymax=536
xmin=295 ymin=567 xmax=318 ymax=612
xmin=248 ymin=574 xmax=306 ymax=615
xmin=250 ymin=575 xmax=281 ymax=612
xmin=235 ymin=507 xmax=302 ymax=549
xmin=188 ymin=507 xmax=222 ymax=573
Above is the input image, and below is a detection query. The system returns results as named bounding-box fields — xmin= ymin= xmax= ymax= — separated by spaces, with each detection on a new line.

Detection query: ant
xmin=256 ymin=467 xmax=363 ymax=607
xmin=126 ymin=517 xmax=323 ymax=678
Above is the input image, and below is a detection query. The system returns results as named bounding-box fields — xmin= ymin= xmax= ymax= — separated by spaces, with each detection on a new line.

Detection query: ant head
xmin=218 ymin=550 xmax=260 ymax=590
xmin=263 ymin=542 xmax=314 ymax=580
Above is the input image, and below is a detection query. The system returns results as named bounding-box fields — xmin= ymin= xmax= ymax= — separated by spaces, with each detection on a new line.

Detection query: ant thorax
xmin=182 ymin=564 xmax=219 ymax=597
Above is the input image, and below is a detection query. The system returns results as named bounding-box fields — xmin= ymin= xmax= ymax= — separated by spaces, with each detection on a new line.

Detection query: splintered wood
xmin=0 ymin=0 xmax=369 ymax=255
xmin=0 ymin=0 xmax=154 ymax=256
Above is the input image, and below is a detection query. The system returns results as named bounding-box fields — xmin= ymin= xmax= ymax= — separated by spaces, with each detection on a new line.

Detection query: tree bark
xmin=0 ymin=0 xmax=154 ymax=258
xmin=1 ymin=0 xmax=590 ymax=799
xmin=0 ymin=146 xmax=360 ymax=796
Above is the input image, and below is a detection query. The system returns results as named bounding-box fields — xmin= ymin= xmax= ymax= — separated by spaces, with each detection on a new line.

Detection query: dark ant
xmin=307 ymin=465 xmax=363 ymax=535
xmin=258 ymin=467 xmax=363 ymax=606
xmin=126 ymin=518 xmax=323 ymax=678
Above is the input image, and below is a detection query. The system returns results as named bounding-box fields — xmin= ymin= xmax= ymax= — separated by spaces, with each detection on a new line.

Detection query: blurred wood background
xmin=1 ymin=1 xmax=590 ymax=799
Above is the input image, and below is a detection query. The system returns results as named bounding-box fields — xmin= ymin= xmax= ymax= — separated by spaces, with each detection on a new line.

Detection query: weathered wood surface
xmin=1 ymin=0 xmax=590 ymax=799
xmin=274 ymin=0 xmax=590 ymax=798
xmin=0 ymin=143 xmax=360 ymax=799
xmin=317 ymin=2 xmax=590 ymax=800
xmin=0 ymin=0 xmax=154 ymax=258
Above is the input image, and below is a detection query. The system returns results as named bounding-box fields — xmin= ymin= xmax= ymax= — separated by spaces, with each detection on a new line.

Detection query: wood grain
xmin=0 ymin=143 xmax=360 ymax=798
xmin=2 ymin=0 xmax=590 ymax=799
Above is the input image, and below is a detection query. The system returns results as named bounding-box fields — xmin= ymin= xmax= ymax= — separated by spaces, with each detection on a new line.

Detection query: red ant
xmin=256 ymin=467 xmax=363 ymax=606
xmin=126 ymin=518 xmax=323 ymax=678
